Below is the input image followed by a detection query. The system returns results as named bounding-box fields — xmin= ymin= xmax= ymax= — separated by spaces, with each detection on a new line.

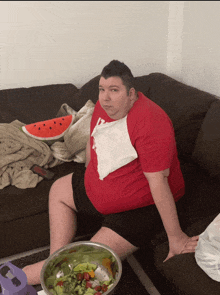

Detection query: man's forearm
xmin=152 ymin=180 xmax=182 ymax=238
xmin=85 ymin=138 xmax=91 ymax=167
xmin=145 ymin=172 xmax=182 ymax=239
xmin=144 ymin=170 xmax=198 ymax=260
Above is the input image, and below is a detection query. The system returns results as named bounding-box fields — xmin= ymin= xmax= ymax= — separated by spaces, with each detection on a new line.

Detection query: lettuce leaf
xmin=73 ymin=262 xmax=97 ymax=273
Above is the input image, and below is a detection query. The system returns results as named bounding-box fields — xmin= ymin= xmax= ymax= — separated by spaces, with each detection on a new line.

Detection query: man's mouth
xmin=103 ymin=105 xmax=112 ymax=110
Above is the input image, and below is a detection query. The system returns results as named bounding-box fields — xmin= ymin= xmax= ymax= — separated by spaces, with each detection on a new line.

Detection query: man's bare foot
xmin=23 ymin=260 xmax=46 ymax=285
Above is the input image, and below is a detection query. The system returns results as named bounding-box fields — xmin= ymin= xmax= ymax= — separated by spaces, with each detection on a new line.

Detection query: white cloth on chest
xmin=92 ymin=115 xmax=138 ymax=180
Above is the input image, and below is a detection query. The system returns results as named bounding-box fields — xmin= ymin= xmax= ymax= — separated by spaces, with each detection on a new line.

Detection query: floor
xmin=0 ymin=247 xmax=161 ymax=295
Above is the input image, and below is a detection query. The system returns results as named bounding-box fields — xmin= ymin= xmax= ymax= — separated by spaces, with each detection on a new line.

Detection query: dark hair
xmin=100 ymin=60 xmax=136 ymax=94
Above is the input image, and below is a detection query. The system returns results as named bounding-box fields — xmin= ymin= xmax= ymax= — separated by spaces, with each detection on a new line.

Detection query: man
xmin=24 ymin=60 xmax=198 ymax=285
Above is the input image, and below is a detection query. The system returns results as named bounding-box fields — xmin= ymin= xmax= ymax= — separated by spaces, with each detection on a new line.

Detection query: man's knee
xmin=90 ymin=227 xmax=138 ymax=259
xmin=49 ymin=173 xmax=76 ymax=210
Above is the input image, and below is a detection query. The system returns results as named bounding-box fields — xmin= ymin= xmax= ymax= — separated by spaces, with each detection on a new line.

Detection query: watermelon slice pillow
xmin=21 ymin=115 xmax=74 ymax=145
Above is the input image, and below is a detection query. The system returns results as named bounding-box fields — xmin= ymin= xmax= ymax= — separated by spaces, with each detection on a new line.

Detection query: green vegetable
xmin=46 ymin=275 xmax=56 ymax=287
xmin=74 ymin=284 xmax=85 ymax=295
xmin=84 ymin=288 xmax=96 ymax=295
xmin=54 ymin=285 xmax=63 ymax=295
xmin=102 ymin=278 xmax=114 ymax=286
xmin=74 ymin=263 xmax=97 ymax=273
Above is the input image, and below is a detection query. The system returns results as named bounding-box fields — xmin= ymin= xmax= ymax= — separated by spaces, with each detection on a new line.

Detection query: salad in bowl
xmin=40 ymin=241 xmax=122 ymax=295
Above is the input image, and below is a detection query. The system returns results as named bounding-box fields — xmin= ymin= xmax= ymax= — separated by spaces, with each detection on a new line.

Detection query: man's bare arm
xmin=85 ymin=137 xmax=90 ymax=167
xmin=144 ymin=169 xmax=198 ymax=261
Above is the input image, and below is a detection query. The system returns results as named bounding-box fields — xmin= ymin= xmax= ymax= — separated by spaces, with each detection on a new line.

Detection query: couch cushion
xmin=134 ymin=75 xmax=151 ymax=94
xmin=0 ymin=84 xmax=78 ymax=124
xmin=175 ymin=161 xmax=220 ymax=231
xmin=192 ymin=100 xmax=220 ymax=179
xmin=0 ymin=162 xmax=85 ymax=223
xmin=154 ymin=214 xmax=220 ymax=295
xmin=71 ymin=75 xmax=100 ymax=111
xmin=140 ymin=73 xmax=216 ymax=159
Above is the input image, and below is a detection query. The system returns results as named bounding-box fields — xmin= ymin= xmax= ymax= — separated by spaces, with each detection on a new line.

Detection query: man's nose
xmin=103 ymin=91 xmax=110 ymax=101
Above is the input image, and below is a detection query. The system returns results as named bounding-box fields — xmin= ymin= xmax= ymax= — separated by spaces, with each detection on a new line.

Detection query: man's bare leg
xmin=90 ymin=227 xmax=138 ymax=260
xmin=23 ymin=173 xmax=77 ymax=285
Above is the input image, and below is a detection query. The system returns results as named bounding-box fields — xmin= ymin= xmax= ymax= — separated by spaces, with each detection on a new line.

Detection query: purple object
xmin=0 ymin=262 xmax=37 ymax=295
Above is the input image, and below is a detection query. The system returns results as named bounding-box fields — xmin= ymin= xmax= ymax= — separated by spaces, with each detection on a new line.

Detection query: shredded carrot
xmin=102 ymin=258 xmax=113 ymax=276
xmin=88 ymin=269 xmax=95 ymax=278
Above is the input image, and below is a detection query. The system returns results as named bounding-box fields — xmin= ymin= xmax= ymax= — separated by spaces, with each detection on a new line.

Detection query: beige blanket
xmin=51 ymin=100 xmax=95 ymax=163
xmin=0 ymin=100 xmax=95 ymax=189
xmin=0 ymin=120 xmax=59 ymax=189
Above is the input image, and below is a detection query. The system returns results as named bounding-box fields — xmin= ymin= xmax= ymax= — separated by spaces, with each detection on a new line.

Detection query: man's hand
xmin=164 ymin=233 xmax=199 ymax=262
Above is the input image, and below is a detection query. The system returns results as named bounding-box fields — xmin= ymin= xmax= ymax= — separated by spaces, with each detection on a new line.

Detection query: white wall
xmin=181 ymin=1 xmax=220 ymax=95
xmin=1 ymin=1 xmax=220 ymax=97
xmin=0 ymin=1 xmax=169 ymax=89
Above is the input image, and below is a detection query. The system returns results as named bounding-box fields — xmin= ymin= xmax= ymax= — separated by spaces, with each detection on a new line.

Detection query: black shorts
xmin=72 ymin=167 xmax=183 ymax=248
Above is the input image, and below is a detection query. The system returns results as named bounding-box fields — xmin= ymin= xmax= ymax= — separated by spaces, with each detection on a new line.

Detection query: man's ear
xmin=129 ymin=87 xmax=137 ymax=100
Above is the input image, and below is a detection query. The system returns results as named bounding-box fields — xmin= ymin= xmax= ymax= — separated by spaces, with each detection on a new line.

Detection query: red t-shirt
xmin=84 ymin=92 xmax=185 ymax=215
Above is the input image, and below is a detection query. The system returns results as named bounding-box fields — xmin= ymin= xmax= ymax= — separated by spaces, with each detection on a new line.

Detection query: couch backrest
xmin=70 ymin=75 xmax=100 ymax=111
xmin=0 ymin=84 xmax=78 ymax=124
xmin=139 ymin=73 xmax=217 ymax=160
xmin=192 ymin=99 xmax=220 ymax=179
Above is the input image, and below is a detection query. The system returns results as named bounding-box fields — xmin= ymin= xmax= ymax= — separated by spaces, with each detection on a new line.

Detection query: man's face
xmin=99 ymin=76 xmax=136 ymax=120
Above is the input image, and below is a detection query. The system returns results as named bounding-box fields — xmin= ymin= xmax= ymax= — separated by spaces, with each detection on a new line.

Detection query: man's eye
xmin=111 ymin=89 xmax=118 ymax=92
xmin=99 ymin=88 xmax=104 ymax=92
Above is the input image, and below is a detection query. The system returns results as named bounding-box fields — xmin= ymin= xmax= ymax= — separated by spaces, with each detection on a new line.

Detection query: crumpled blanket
xmin=51 ymin=100 xmax=95 ymax=163
xmin=0 ymin=100 xmax=95 ymax=189
xmin=0 ymin=120 xmax=59 ymax=189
